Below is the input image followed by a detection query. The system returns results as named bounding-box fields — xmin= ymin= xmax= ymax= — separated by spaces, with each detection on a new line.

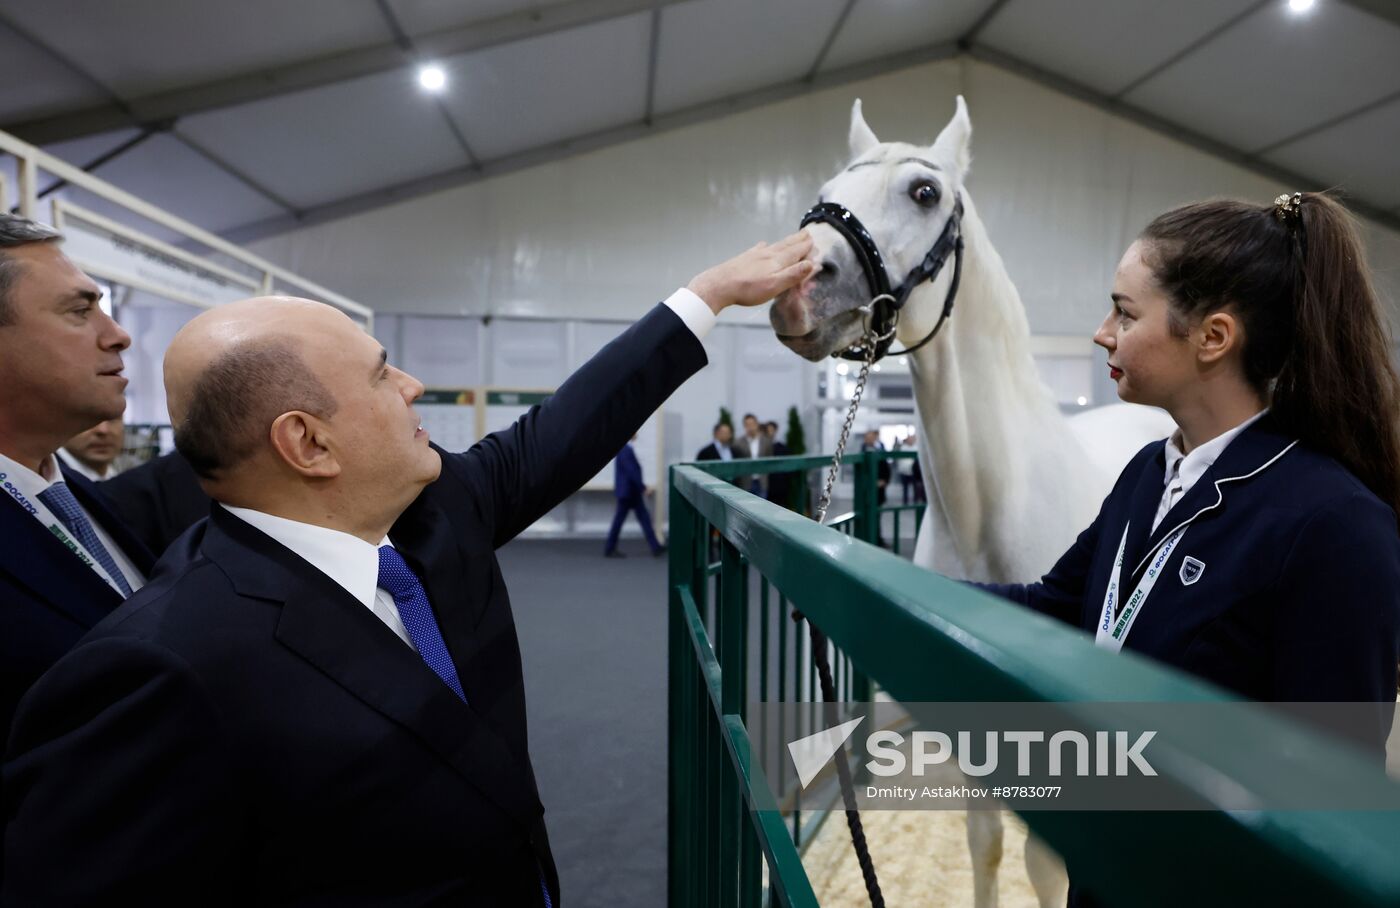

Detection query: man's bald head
xmin=166 ymin=297 xmax=340 ymax=479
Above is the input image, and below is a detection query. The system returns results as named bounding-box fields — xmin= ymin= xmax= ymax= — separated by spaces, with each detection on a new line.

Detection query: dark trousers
xmin=900 ymin=473 xmax=925 ymax=504
xmin=605 ymin=495 xmax=662 ymax=554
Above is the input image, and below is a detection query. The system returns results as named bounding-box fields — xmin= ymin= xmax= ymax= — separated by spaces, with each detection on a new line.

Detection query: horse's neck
xmin=908 ymin=200 xmax=1090 ymax=578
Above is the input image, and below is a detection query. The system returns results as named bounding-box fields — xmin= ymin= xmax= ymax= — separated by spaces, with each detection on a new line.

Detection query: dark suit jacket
xmin=766 ymin=440 xmax=793 ymax=508
xmin=102 ymin=450 xmax=211 ymax=558
xmin=694 ymin=442 xmax=742 ymax=488
xmin=0 ymin=460 xmax=155 ymax=741
xmin=613 ymin=444 xmax=644 ymax=501
xmin=694 ymin=441 xmax=727 ymax=461
xmin=2 ymin=303 xmax=706 ymax=907
xmin=982 ymin=414 xmax=1400 ymax=751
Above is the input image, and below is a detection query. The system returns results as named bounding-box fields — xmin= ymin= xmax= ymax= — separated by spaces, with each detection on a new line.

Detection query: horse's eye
xmin=909 ymin=181 xmax=940 ymax=207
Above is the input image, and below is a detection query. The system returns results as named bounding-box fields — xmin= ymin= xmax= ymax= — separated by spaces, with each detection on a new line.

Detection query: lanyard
xmin=0 ymin=471 xmax=127 ymax=595
xmin=1095 ymin=521 xmax=1188 ymax=652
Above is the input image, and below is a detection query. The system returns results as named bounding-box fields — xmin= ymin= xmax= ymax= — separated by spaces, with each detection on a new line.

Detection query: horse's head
xmin=771 ymin=96 xmax=972 ymax=361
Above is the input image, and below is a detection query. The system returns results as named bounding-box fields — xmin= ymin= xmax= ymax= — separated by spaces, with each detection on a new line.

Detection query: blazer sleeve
xmin=1267 ymin=494 xmax=1400 ymax=750
xmin=440 ymin=303 xmax=707 ymax=548
xmin=2 ymin=637 xmax=243 ymax=906
xmin=974 ymin=508 xmax=1103 ymax=628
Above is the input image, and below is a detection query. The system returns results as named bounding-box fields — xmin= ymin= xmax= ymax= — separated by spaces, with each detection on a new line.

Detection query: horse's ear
xmin=932 ymin=95 xmax=972 ymax=175
xmin=849 ymin=99 xmax=880 ymax=158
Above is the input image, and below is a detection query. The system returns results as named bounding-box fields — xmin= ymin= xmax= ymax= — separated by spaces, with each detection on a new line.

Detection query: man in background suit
xmin=0 ymin=214 xmax=155 ymax=740
xmin=695 ymin=422 xmax=743 ymax=491
xmin=603 ymin=434 xmax=663 ymax=558
xmin=57 ymin=414 xmax=125 ymax=481
xmin=695 ymin=422 xmax=734 ymax=462
xmin=733 ymin=412 xmax=772 ymax=495
xmin=3 ymin=233 xmax=815 ymax=905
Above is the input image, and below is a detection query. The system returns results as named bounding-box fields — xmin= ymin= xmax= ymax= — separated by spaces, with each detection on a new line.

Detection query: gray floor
xmin=498 ymin=537 xmax=670 ymax=908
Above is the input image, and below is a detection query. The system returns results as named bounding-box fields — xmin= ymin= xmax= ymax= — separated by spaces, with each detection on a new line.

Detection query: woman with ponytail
xmin=978 ymin=187 xmax=1399 ymax=908
xmin=983 ymin=190 xmax=1400 ymax=746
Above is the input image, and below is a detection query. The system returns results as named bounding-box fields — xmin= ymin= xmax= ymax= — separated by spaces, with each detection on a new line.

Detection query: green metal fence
xmin=668 ymin=454 xmax=1400 ymax=907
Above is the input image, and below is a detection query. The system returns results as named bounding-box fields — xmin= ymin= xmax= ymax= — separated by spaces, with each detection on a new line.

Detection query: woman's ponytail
xmin=1142 ymin=192 xmax=1400 ymax=516
xmin=1270 ymin=194 xmax=1400 ymax=514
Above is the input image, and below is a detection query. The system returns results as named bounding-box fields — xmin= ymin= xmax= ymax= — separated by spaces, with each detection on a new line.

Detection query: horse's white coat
xmin=771 ymin=96 xmax=1176 ymax=907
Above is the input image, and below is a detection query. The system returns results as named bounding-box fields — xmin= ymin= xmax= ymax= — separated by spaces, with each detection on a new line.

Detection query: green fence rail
xmin=668 ymin=454 xmax=1400 ymax=907
xmin=690 ymin=449 xmax=924 ymax=552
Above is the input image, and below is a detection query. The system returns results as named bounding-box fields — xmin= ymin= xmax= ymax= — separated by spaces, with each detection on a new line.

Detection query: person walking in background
xmin=604 ymin=434 xmax=664 ymax=558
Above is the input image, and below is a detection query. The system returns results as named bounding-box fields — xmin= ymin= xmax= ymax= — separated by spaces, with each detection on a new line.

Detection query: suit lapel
xmin=59 ymin=462 xmax=157 ymax=572
xmin=1130 ymin=416 xmax=1298 ymax=578
xmin=202 ymin=508 xmax=542 ymax=832
xmin=1121 ymin=444 xmax=1167 ymax=578
xmin=0 ymin=489 xmax=123 ymax=628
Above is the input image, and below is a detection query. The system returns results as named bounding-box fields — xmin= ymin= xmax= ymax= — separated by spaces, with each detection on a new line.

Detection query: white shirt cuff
xmin=663 ymin=287 xmax=717 ymax=342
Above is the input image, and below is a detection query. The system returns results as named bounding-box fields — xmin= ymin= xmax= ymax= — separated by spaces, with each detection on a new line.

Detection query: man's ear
xmin=269 ymin=411 xmax=340 ymax=478
xmin=1195 ymin=310 xmax=1240 ymax=365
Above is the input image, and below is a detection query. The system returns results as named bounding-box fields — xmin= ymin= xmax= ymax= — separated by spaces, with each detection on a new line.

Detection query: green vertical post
xmin=852 ymin=449 xmax=880 ymax=546
xmin=846 ymin=453 xmax=877 ymax=702
xmin=719 ymin=540 xmax=747 ymax=719
xmin=667 ymin=471 xmax=697 ymax=908
xmin=738 ymin=787 xmax=763 ymax=908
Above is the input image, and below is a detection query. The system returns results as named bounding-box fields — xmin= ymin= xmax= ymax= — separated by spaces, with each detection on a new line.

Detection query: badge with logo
xmin=1179 ymin=556 xmax=1205 ymax=586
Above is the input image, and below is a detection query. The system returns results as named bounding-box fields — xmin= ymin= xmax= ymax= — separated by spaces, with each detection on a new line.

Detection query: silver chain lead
xmin=814 ymin=325 xmax=879 ymax=525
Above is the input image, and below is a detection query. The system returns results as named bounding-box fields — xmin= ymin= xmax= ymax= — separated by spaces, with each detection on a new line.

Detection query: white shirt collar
xmin=1163 ymin=409 xmax=1269 ymax=493
xmin=220 ymin=504 xmax=389 ymax=610
xmin=0 ymin=450 xmax=62 ymax=496
xmin=56 ymin=447 xmax=109 ymax=481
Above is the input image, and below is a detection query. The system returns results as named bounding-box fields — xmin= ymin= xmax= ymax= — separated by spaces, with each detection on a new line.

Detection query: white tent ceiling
xmin=3 ymin=0 xmax=1397 ymax=243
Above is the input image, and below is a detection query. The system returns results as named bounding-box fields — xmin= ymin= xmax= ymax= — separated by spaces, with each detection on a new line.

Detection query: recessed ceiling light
xmin=1288 ymin=0 xmax=1315 ymax=13
xmin=418 ymin=64 xmax=447 ymax=92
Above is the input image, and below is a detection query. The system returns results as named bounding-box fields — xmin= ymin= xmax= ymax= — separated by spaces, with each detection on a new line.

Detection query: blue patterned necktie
xmin=38 ymin=481 xmax=133 ymax=597
xmin=376 ymin=545 xmax=467 ymax=703
xmin=376 ymin=546 xmax=552 ymax=908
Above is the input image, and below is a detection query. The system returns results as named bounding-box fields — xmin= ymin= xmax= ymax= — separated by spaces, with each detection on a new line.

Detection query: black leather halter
xmin=799 ymin=195 xmax=965 ymax=362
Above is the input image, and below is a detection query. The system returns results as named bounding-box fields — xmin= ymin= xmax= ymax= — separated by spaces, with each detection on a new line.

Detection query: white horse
xmin=771 ymin=97 xmax=1174 ymax=907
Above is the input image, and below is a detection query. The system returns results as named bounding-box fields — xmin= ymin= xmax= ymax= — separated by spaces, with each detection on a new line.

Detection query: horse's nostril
xmin=818 ymin=261 xmax=839 ymax=280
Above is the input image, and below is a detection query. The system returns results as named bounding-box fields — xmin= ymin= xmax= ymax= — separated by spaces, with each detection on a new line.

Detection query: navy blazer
xmin=983 ymin=414 xmax=1400 ymax=752
xmin=613 ymin=443 xmax=644 ymax=500
xmin=102 ymin=450 xmax=211 ymax=559
xmin=0 ymin=460 xmax=155 ymax=740
xmin=2 ymin=304 xmax=706 ymax=907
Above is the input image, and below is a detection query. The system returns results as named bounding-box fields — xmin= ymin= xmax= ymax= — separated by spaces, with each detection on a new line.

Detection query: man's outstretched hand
xmin=687 ymin=232 xmax=816 ymax=315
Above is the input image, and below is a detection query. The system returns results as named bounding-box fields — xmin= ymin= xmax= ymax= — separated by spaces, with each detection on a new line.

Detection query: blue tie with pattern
xmin=376 ymin=546 xmax=553 ymax=908
xmin=376 ymin=545 xmax=467 ymax=702
xmin=38 ymin=481 xmax=133 ymax=597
